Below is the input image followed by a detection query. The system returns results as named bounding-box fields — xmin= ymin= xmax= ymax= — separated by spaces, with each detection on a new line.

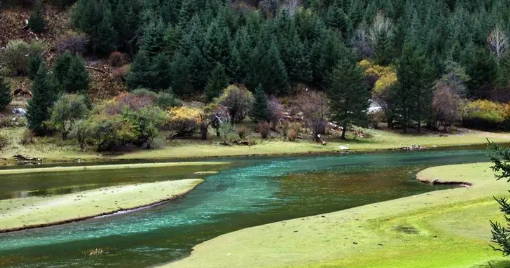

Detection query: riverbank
xmin=0 ymin=179 xmax=203 ymax=233
xmin=1 ymin=127 xmax=510 ymax=164
xmin=0 ymin=161 xmax=229 ymax=175
xmin=160 ymin=163 xmax=509 ymax=268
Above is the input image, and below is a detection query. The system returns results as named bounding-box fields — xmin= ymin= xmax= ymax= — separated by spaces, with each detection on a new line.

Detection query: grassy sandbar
xmin=0 ymin=179 xmax=203 ymax=233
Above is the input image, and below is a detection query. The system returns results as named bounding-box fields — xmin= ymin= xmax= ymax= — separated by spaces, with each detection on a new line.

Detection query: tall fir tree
xmin=328 ymin=58 xmax=370 ymax=139
xmin=62 ymin=56 xmax=90 ymax=93
xmin=149 ymin=53 xmax=171 ymax=91
xmin=0 ymin=75 xmax=12 ymax=111
xmin=126 ymin=50 xmax=152 ymax=90
xmin=169 ymin=53 xmax=192 ymax=96
xmin=188 ymin=45 xmax=210 ymax=91
xmin=251 ymin=84 xmax=270 ymax=123
xmin=258 ymin=41 xmax=290 ymax=95
xmin=53 ymin=51 xmax=73 ymax=86
xmin=94 ymin=1 xmax=116 ymax=55
xmin=205 ymin=63 xmax=229 ymax=101
xmin=28 ymin=53 xmax=43 ymax=81
xmin=392 ymin=46 xmax=434 ymax=133
xmin=28 ymin=0 xmax=45 ymax=33
xmin=27 ymin=63 xmax=58 ymax=133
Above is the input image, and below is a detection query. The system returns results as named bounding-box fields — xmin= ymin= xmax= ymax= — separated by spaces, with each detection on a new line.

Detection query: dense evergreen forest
xmin=2 ymin=0 xmax=510 ymax=150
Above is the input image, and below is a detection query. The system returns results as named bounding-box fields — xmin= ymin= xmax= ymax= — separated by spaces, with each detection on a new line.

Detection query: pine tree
xmin=205 ymin=63 xmax=229 ymax=101
xmin=392 ymin=46 xmax=434 ymax=133
xmin=126 ymin=50 xmax=152 ymax=90
xmin=328 ymin=58 xmax=370 ymax=139
xmin=62 ymin=56 xmax=90 ymax=93
xmin=259 ymin=41 xmax=290 ymax=95
xmin=93 ymin=1 xmax=116 ymax=55
xmin=0 ymin=75 xmax=12 ymax=111
xmin=203 ymin=20 xmax=230 ymax=67
xmin=140 ymin=19 xmax=166 ymax=56
xmin=251 ymin=84 xmax=269 ymax=123
xmin=28 ymin=53 xmax=43 ymax=81
xmin=27 ymin=63 xmax=58 ymax=133
xmin=150 ymin=53 xmax=171 ymax=91
xmin=53 ymin=51 xmax=73 ymax=86
xmin=28 ymin=0 xmax=45 ymax=33
xmin=169 ymin=53 xmax=192 ymax=96
xmin=188 ymin=45 xmax=210 ymax=91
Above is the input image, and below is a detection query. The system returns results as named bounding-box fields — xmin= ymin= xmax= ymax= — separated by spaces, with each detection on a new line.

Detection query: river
xmin=0 ymin=148 xmax=491 ymax=267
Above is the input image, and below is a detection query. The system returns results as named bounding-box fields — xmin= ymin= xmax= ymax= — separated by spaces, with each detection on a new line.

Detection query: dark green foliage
xmin=205 ymin=63 xmax=229 ymax=102
xmin=52 ymin=51 xmax=73 ymax=86
xmin=0 ymin=76 xmax=12 ymax=111
xmin=392 ymin=46 xmax=434 ymax=133
xmin=488 ymin=142 xmax=510 ymax=256
xmin=62 ymin=55 xmax=90 ymax=93
xmin=140 ymin=19 xmax=166 ymax=56
xmin=27 ymin=63 xmax=58 ymax=133
xmin=251 ymin=85 xmax=270 ymax=123
xmin=53 ymin=52 xmax=89 ymax=93
xmin=28 ymin=0 xmax=45 ymax=33
xmin=328 ymin=58 xmax=370 ymax=139
xmin=169 ymin=53 xmax=192 ymax=96
xmin=188 ymin=45 xmax=210 ymax=91
xmin=463 ymin=46 xmax=498 ymax=98
xmin=126 ymin=50 xmax=152 ymax=90
xmin=28 ymin=53 xmax=42 ymax=81
xmin=72 ymin=0 xmax=116 ymax=55
xmin=126 ymin=51 xmax=170 ymax=92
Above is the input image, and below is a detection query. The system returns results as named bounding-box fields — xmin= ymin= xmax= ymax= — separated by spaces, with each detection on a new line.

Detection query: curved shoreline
xmin=0 ymin=180 xmax=204 ymax=234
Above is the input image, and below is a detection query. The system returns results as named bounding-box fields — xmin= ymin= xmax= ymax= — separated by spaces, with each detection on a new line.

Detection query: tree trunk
xmin=340 ymin=122 xmax=347 ymax=140
xmin=200 ymin=123 xmax=209 ymax=140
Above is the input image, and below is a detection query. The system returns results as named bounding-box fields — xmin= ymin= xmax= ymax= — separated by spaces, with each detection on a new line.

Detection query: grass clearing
xmin=0 ymin=179 xmax=203 ymax=232
xmin=2 ymin=127 xmax=510 ymax=163
xmin=160 ymin=163 xmax=510 ymax=268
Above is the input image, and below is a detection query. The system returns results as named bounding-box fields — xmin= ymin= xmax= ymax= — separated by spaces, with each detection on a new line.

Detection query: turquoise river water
xmin=0 ymin=149 xmax=492 ymax=267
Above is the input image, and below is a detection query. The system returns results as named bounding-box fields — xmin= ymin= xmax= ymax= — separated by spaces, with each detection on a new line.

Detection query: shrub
xmin=55 ymin=33 xmax=88 ymax=55
xmin=369 ymin=109 xmax=385 ymax=129
xmin=112 ymin=65 xmax=130 ymax=81
xmin=156 ymin=91 xmax=182 ymax=109
xmin=216 ymin=84 xmax=254 ymax=124
xmin=167 ymin=106 xmax=201 ymax=137
xmin=290 ymin=122 xmax=302 ymax=134
xmin=0 ymin=133 xmax=7 ymax=150
xmin=2 ymin=40 xmax=45 ymax=76
xmin=288 ymin=129 xmax=298 ymax=141
xmin=121 ymin=105 xmax=167 ymax=148
xmin=268 ymin=95 xmax=282 ymax=129
xmin=86 ymin=114 xmax=136 ymax=151
xmin=258 ymin=121 xmax=270 ymax=139
xmin=462 ymin=100 xmax=507 ymax=130
xmin=21 ymin=129 xmax=35 ymax=145
xmin=50 ymin=94 xmax=88 ymax=139
xmin=237 ymin=127 xmax=247 ymax=139
xmin=109 ymin=51 xmax=127 ymax=67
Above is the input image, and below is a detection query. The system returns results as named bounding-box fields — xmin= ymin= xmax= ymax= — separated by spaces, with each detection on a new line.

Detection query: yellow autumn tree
xmin=167 ymin=106 xmax=202 ymax=137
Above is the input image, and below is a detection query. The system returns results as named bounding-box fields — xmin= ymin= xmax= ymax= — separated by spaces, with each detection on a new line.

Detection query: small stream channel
xmin=0 ymin=149 xmax=491 ymax=267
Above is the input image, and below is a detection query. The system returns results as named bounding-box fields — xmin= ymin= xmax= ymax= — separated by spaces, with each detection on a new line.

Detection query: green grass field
xmin=160 ymin=163 xmax=510 ymax=268
xmin=2 ymin=127 xmax=510 ymax=163
xmin=0 ymin=179 xmax=203 ymax=232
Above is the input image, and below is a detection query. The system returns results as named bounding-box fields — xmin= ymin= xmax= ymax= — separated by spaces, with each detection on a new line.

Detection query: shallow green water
xmin=0 ymin=149 xmax=490 ymax=268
